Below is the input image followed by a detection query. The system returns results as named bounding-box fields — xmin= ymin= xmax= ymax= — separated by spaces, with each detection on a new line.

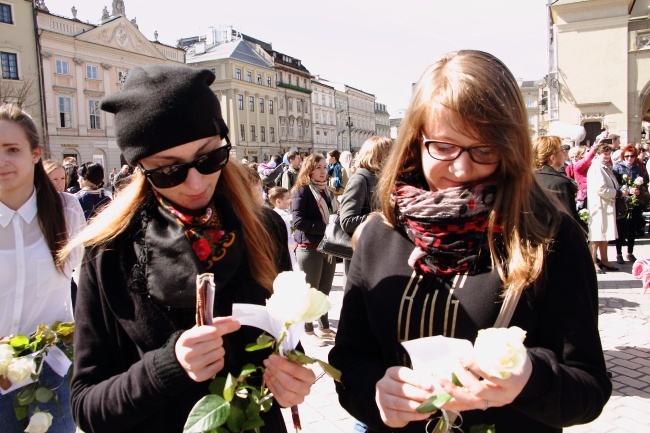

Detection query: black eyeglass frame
xmin=421 ymin=135 xmax=501 ymax=165
xmin=139 ymin=136 xmax=232 ymax=189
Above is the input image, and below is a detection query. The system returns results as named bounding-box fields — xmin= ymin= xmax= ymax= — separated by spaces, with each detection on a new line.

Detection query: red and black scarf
xmin=392 ymin=182 xmax=502 ymax=276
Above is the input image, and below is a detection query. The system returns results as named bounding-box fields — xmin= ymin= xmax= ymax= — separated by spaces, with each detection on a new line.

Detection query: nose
xmin=449 ymin=150 xmax=474 ymax=179
xmin=182 ymin=166 xmax=205 ymax=191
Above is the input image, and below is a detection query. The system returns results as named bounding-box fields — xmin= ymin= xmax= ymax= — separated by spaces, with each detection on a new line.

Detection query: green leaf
xmin=13 ymin=403 xmax=29 ymax=421
xmin=451 ymin=372 xmax=463 ymax=387
xmin=241 ymin=415 xmax=265 ymax=431
xmin=9 ymin=335 xmax=29 ymax=350
xmin=225 ymin=404 xmax=246 ymax=432
xmin=55 ymin=322 xmax=74 ymax=337
xmin=317 ymin=360 xmax=342 ymax=382
xmin=223 ymin=373 xmax=236 ymax=402
xmin=208 ymin=377 xmax=226 ymax=396
xmin=245 ymin=334 xmax=275 ymax=352
xmin=416 ymin=392 xmax=452 ymax=413
xmin=469 ymin=424 xmax=496 ymax=433
xmin=245 ymin=400 xmax=261 ymax=418
xmin=238 ymin=363 xmax=257 ymax=380
xmin=285 ymin=350 xmax=316 ymax=364
xmin=35 ymin=387 xmax=54 ymax=403
xmin=260 ymin=392 xmax=273 ymax=412
xmin=16 ymin=385 xmax=36 ymax=406
xmin=215 ymin=428 xmax=230 ymax=433
xmin=183 ymin=395 xmax=230 ymax=433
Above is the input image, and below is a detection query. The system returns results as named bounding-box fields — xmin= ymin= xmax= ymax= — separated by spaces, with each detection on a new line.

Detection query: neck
xmin=0 ymin=184 xmax=35 ymax=211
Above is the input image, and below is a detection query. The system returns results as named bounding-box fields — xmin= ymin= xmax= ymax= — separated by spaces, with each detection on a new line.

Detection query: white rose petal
xmin=25 ymin=411 xmax=53 ymax=433
xmin=7 ymin=356 xmax=37 ymax=386
xmin=474 ymin=326 xmax=527 ymax=379
xmin=267 ymin=271 xmax=331 ymax=325
xmin=634 ymin=177 xmax=644 ymax=186
xmin=0 ymin=344 xmax=14 ymax=377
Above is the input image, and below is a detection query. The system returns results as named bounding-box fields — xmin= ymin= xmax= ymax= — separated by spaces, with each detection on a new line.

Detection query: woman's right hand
xmin=375 ymin=366 xmax=435 ymax=428
xmin=174 ymin=317 xmax=241 ymax=382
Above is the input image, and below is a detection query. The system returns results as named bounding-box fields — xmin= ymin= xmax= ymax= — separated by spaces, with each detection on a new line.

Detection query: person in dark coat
xmin=75 ymin=162 xmax=111 ymax=220
xmin=329 ymin=50 xmax=610 ymax=433
xmin=532 ymin=135 xmax=581 ymax=224
xmin=58 ymin=64 xmax=315 ymax=433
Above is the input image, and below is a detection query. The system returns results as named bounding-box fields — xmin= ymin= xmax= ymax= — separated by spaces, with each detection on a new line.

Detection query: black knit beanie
xmin=100 ymin=64 xmax=229 ymax=165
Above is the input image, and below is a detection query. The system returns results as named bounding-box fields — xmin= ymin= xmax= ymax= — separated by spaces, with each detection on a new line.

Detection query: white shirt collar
xmin=0 ymin=189 xmax=37 ymax=228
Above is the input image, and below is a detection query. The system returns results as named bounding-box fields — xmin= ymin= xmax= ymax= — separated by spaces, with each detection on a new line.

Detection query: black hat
xmin=100 ymin=64 xmax=229 ymax=165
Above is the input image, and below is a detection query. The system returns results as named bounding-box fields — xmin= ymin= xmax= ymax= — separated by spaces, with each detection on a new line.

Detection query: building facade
xmin=311 ymin=78 xmax=337 ymax=154
xmin=548 ymin=0 xmax=650 ymax=145
xmin=518 ymin=79 xmax=546 ymax=139
xmin=375 ymin=102 xmax=390 ymax=138
xmin=346 ymin=85 xmax=376 ymax=152
xmin=36 ymin=1 xmax=184 ymax=178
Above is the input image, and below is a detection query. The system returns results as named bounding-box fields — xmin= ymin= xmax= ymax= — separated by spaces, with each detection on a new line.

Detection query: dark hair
xmin=271 ymin=154 xmax=283 ymax=166
xmin=65 ymin=164 xmax=79 ymax=190
xmin=595 ymin=143 xmax=613 ymax=154
xmin=79 ymin=162 xmax=105 ymax=186
xmin=286 ymin=150 xmax=300 ymax=161
xmin=0 ymin=103 xmax=68 ymax=271
xmin=328 ymin=149 xmax=341 ymax=161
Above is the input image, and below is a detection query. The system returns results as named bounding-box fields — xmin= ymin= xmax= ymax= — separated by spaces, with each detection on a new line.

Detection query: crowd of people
xmin=0 ymin=53 xmax=614 ymax=433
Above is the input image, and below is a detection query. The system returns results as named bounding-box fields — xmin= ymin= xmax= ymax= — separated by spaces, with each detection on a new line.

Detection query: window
xmin=270 ymin=127 xmax=275 ymax=142
xmin=298 ymin=122 xmax=302 ymax=137
xmin=288 ymin=98 xmax=293 ymax=111
xmin=58 ymin=96 xmax=73 ymax=128
xmin=297 ymin=99 xmax=301 ymax=113
xmin=269 ymin=100 xmax=274 ymax=114
xmin=250 ymin=125 xmax=256 ymax=141
xmin=329 ymin=96 xmax=333 ymax=107
xmin=0 ymin=52 xmax=17 ymax=79
xmin=56 ymin=59 xmax=69 ymax=75
xmin=118 ymin=69 xmax=129 ymax=83
xmin=88 ymin=100 xmax=101 ymax=130
xmin=240 ymin=124 xmax=245 ymax=141
xmin=260 ymin=126 xmax=265 ymax=142
xmin=280 ymin=120 xmax=286 ymax=137
xmin=305 ymin=121 xmax=310 ymax=136
xmin=289 ymin=119 xmax=294 ymax=137
xmin=316 ymin=130 xmax=320 ymax=143
xmin=279 ymin=97 xmax=284 ymax=110
xmin=267 ymin=77 xmax=272 ymax=87
xmin=249 ymin=96 xmax=254 ymax=112
xmin=0 ymin=3 xmax=13 ymax=24
xmin=304 ymin=101 xmax=309 ymax=114
xmin=86 ymin=65 xmax=98 ymax=80
xmin=257 ymin=74 xmax=262 ymax=85
xmin=315 ymin=112 xmax=319 ymax=122
xmin=320 ymin=94 xmax=325 ymax=105
xmin=247 ymin=71 xmax=252 ymax=83
xmin=235 ymin=68 xmax=242 ymax=80
xmin=259 ymin=98 xmax=264 ymax=113
xmin=528 ymin=115 xmax=535 ymax=125
xmin=238 ymin=94 xmax=244 ymax=110
xmin=526 ymin=98 xmax=534 ymax=108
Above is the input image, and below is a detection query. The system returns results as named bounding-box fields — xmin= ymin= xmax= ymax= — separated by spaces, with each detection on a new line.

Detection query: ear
xmin=32 ymin=147 xmax=42 ymax=164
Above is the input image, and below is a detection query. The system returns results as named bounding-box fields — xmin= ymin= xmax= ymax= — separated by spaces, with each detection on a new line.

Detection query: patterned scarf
xmin=309 ymin=180 xmax=338 ymax=223
xmin=392 ymin=181 xmax=501 ymax=275
xmin=154 ymin=191 xmax=236 ymax=270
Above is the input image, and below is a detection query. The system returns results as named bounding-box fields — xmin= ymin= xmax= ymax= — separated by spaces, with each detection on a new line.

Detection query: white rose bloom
xmin=25 ymin=411 xmax=53 ymax=433
xmin=6 ymin=356 xmax=37 ymax=385
xmin=634 ymin=176 xmax=644 ymax=186
xmin=622 ymin=174 xmax=629 ymax=180
xmin=0 ymin=343 xmax=14 ymax=377
xmin=474 ymin=326 xmax=527 ymax=379
xmin=267 ymin=271 xmax=331 ymax=325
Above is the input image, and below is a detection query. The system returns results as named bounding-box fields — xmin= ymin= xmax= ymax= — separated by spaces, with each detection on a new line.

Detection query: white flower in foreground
xmin=0 ymin=343 xmax=14 ymax=377
xmin=634 ymin=176 xmax=644 ymax=186
xmin=474 ymin=326 xmax=527 ymax=379
xmin=622 ymin=174 xmax=629 ymax=180
xmin=25 ymin=411 xmax=53 ymax=433
xmin=6 ymin=356 xmax=37 ymax=385
xmin=267 ymin=271 xmax=331 ymax=325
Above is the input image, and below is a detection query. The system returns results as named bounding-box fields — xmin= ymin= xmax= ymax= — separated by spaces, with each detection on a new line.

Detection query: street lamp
xmin=345 ymin=115 xmax=353 ymax=152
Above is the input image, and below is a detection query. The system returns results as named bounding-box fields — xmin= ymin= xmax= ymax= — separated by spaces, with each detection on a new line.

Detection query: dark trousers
xmin=616 ymin=207 xmax=643 ymax=255
xmin=296 ymin=246 xmax=336 ymax=331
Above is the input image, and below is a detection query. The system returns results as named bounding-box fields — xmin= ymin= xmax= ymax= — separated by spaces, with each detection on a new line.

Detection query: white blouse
xmin=0 ymin=190 xmax=85 ymax=337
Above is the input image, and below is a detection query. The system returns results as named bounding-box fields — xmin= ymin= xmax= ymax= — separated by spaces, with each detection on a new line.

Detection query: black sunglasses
xmin=139 ymin=137 xmax=231 ymax=189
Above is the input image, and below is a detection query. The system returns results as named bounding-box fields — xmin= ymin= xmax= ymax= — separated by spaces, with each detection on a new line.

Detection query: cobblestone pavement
xmin=281 ymin=236 xmax=650 ymax=432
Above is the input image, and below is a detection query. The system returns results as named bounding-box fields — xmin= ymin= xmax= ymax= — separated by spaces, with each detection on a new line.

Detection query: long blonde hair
xmin=291 ymin=154 xmax=324 ymax=195
xmin=355 ymin=136 xmax=392 ymax=172
xmin=378 ymin=50 xmax=560 ymax=294
xmin=59 ymin=160 xmax=279 ymax=291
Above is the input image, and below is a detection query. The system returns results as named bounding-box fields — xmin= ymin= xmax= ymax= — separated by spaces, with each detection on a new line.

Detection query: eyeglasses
xmin=624 ymin=154 xmax=636 ymax=159
xmin=139 ymin=137 xmax=231 ymax=188
xmin=421 ymin=136 xmax=501 ymax=165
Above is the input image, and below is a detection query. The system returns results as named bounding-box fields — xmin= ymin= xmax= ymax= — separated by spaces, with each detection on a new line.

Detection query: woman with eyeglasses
xmin=612 ymin=144 xmax=649 ymax=264
xmin=58 ymin=65 xmax=315 ymax=433
xmin=329 ymin=51 xmax=610 ymax=433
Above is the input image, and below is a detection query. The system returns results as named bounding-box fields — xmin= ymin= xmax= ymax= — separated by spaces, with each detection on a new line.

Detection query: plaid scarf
xmin=154 ymin=191 xmax=236 ymax=270
xmin=392 ymin=182 xmax=501 ymax=275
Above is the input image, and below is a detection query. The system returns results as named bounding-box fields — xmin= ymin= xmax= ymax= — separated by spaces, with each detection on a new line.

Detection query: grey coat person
xmin=340 ymin=167 xmax=379 ymax=236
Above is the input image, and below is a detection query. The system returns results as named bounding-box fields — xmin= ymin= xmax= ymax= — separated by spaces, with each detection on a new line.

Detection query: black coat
xmin=71 ymin=194 xmax=291 ymax=433
xmin=535 ymin=165 xmax=580 ymax=222
xmin=329 ymin=214 xmax=611 ymax=433
xmin=291 ymin=185 xmax=335 ymax=245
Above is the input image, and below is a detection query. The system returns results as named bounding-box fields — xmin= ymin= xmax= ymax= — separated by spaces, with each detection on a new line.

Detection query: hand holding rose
xmin=263 ymin=353 xmax=315 ymax=408
xmin=375 ymin=366 xmax=435 ymax=428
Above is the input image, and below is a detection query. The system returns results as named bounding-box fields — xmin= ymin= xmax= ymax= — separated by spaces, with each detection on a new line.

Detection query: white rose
xmin=6 ymin=356 xmax=37 ymax=386
xmin=634 ymin=176 xmax=644 ymax=186
xmin=267 ymin=271 xmax=331 ymax=325
xmin=622 ymin=174 xmax=629 ymax=180
xmin=24 ymin=411 xmax=53 ymax=433
xmin=473 ymin=326 xmax=527 ymax=379
xmin=0 ymin=344 xmax=14 ymax=377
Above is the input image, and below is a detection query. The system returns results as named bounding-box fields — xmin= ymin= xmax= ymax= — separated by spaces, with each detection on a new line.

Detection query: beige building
xmin=311 ymin=78 xmax=337 ymax=154
xmin=519 ymin=79 xmax=546 ymax=139
xmin=375 ymin=102 xmax=390 ymax=138
xmin=549 ymin=0 xmax=650 ymax=145
xmin=36 ymin=1 xmax=184 ymax=177
xmin=185 ymin=35 xmax=279 ymax=163
xmin=346 ymin=85 xmax=376 ymax=152
xmin=0 ymin=0 xmax=43 ymax=133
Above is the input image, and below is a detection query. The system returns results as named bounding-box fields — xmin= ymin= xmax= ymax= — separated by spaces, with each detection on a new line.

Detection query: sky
xmin=50 ymin=0 xmax=550 ymax=116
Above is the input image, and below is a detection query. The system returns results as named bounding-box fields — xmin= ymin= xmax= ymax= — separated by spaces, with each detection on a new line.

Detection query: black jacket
xmin=291 ymin=185 xmax=335 ymax=245
xmin=329 ymin=214 xmax=611 ymax=433
xmin=535 ymin=165 xmax=580 ymax=222
xmin=71 ymin=194 xmax=291 ymax=433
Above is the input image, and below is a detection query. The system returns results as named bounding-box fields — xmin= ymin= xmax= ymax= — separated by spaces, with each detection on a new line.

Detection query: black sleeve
xmin=340 ymin=174 xmax=369 ymax=235
xmin=510 ymin=216 xmax=612 ymax=426
xmin=292 ymin=187 xmax=326 ymax=236
xmin=262 ymin=207 xmax=292 ymax=272
xmin=70 ymin=249 xmax=194 ymax=433
xmin=260 ymin=164 xmax=284 ymax=186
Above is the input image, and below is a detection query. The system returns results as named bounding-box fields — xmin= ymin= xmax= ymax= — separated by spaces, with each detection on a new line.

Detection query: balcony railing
xmin=277 ymin=81 xmax=312 ymax=94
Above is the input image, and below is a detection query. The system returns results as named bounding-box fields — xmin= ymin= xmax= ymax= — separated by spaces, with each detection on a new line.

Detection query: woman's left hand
xmin=263 ymin=354 xmax=316 ymax=407
xmin=438 ymin=354 xmax=533 ymax=412
xmin=631 ymin=187 xmax=641 ymax=196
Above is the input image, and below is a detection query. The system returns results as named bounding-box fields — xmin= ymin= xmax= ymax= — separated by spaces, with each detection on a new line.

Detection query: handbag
xmin=317 ymin=214 xmax=353 ymax=259
xmin=615 ymin=196 xmax=627 ymax=220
